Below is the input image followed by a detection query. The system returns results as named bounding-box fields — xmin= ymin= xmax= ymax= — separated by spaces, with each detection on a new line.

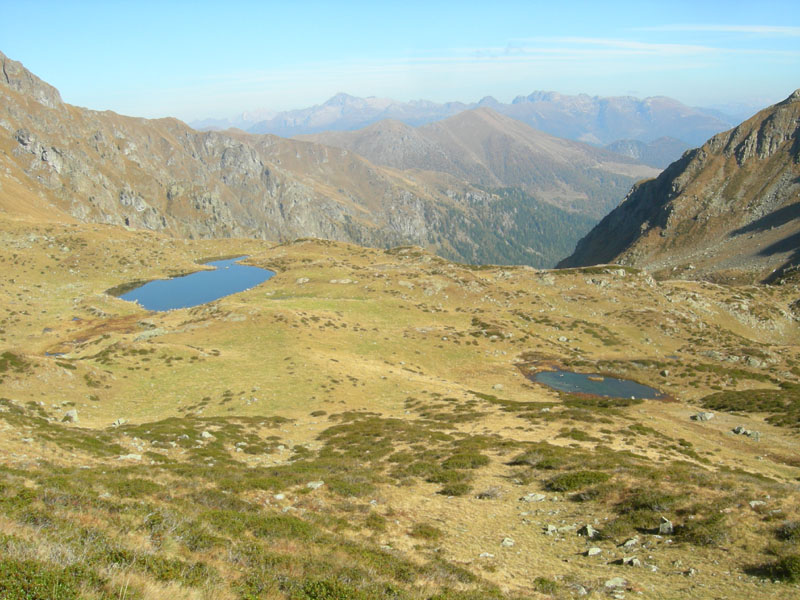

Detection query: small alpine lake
xmin=115 ymin=256 xmax=274 ymax=311
xmin=530 ymin=369 xmax=664 ymax=399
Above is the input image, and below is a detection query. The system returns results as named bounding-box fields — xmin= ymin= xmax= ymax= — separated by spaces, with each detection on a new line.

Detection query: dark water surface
xmin=118 ymin=257 xmax=274 ymax=311
xmin=531 ymin=369 xmax=664 ymax=399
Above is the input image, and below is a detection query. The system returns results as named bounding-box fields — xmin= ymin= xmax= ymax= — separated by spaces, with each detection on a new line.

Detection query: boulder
xmin=62 ymin=409 xmax=78 ymax=423
xmin=520 ymin=492 xmax=546 ymax=503
xmin=578 ymin=524 xmax=599 ymax=539
xmin=659 ymin=517 xmax=674 ymax=535
xmin=691 ymin=412 xmax=714 ymax=422
xmin=500 ymin=537 xmax=515 ymax=547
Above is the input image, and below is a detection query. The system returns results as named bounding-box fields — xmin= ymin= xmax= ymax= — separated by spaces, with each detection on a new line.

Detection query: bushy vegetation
xmin=700 ymin=382 xmax=800 ymax=428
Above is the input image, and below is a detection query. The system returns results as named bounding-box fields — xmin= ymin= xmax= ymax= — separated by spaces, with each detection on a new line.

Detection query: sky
xmin=1 ymin=0 xmax=798 ymax=123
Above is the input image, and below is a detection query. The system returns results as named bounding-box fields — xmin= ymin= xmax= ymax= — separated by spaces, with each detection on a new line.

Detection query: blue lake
xmin=531 ymin=369 xmax=664 ymax=399
xmin=117 ymin=257 xmax=274 ymax=311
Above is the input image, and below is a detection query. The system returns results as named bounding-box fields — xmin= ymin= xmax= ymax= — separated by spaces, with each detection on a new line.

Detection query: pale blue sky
xmin=1 ymin=0 xmax=798 ymax=121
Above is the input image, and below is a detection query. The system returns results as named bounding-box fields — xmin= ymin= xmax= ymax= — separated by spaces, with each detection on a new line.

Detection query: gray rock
xmin=200 ymin=430 xmax=213 ymax=439
xmin=479 ymin=552 xmax=494 ymax=558
xmin=62 ymin=409 xmax=78 ymax=423
xmin=586 ymin=547 xmax=602 ymax=556
xmin=605 ymin=577 xmax=627 ymax=588
xmin=622 ymin=536 xmax=639 ymax=550
xmin=578 ymin=524 xmax=599 ymax=538
xmin=660 ymin=369 xmax=670 ymax=377
xmin=111 ymin=418 xmax=126 ymax=427
xmin=117 ymin=453 xmax=142 ymax=461
xmin=500 ymin=537 xmax=515 ymax=547
xmin=749 ymin=500 xmax=767 ymax=509
xmin=622 ymin=556 xmax=642 ymax=567
xmin=544 ymin=524 xmax=558 ymax=536
xmin=295 ymin=277 xmax=309 ymax=285
xmin=306 ymin=480 xmax=325 ymax=490
xmin=558 ymin=336 xmax=569 ymax=342
xmin=659 ymin=517 xmax=674 ymax=535
xmin=691 ymin=411 xmax=714 ymax=422
xmin=520 ymin=492 xmax=546 ymax=503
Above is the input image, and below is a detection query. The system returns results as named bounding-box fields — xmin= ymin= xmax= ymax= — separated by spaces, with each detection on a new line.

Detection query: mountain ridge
xmin=0 ymin=50 xmax=619 ymax=268
xmin=558 ymin=89 xmax=800 ymax=283
xmin=220 ymin=90 xmax=735 ymax=156
xmin=299 ymin=107 xmax=659 ymax=217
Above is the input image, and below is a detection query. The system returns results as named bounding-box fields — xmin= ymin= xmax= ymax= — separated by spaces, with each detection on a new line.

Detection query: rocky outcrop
xmin=0 ymin=52 xmax=504 ymax=262
xmin=559 ymin=90 xmax=800 ymax=283
xmin=0 ymin=51 xmax=62 ymax=109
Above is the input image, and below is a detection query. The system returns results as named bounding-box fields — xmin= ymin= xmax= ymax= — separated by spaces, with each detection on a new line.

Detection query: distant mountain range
xmin=299 ymin=108 xmax=659 ymax=217
xmin=0 ymin=50 xmax=654 ymax=268
xmin=559 ymin=89 xmax=800 ymax=284
xmin=191 ymin=91 xmax=736 ymax=165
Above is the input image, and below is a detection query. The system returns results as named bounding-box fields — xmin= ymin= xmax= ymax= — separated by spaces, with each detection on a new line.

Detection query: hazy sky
xmin=2 ymin=0 xmax=798 ymax=122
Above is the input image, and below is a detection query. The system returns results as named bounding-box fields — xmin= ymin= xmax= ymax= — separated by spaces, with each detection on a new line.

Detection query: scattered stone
xmin=578 ymin=524 xmax=599 ymax=539
xmin=476 ymin=486 xmax=502 ymax=500
xmin=62 ymin=409 xmax=78 ymax=423
xmin=200 ymin=431 xmax=213 ymax=439
xmin=660 ymin=369 xmax=670 ymax=377
xmin=520 ymin=492 xmax=546 ymax=503
xmin=295 ymin=277 xmax=309 ymax=285
xmin=604 ymin=577 xmax=627 ymax=589
xmin=659 ymin=517 xmax=674 ymax=535
xmin=749 ymin=500 xmax=767 ymax=509
xmin=586 ymin=547 xmax=602 ymax=556
xmin=492 ymin=383 xmax=504 ymax=391
xmin=557 ymin=525 xmax=577 ymax=534
xmin=544 ymin=524 xmax=558 ymax=536
xmin=273 ymin=493 xmax=285 ymax=501
xmin=685 ymin=568 xmax=698 ymax=577
xmin=20 ymin=437 xmax=33 ymax=443
xmin=572 ymin=584 xmax=588 ymax=596
xmin=479 ymin=552 xmax=495 ymax=558
xmin=622 ymin=556 xmax=642 ymax=568
xmin=557 ymin=336 xmax=569 ymax=342
xmin=117 ymin=453 xmax=142 ymax=461
xmin=306 ymin=481 xmax=324 ymax=490
xmin=732 ymin=426 xmax=761 ymax=440
xmin=691 ymin=412 xmax=714 ymax=422
xmin=622 ymin=536 xmax=639 ymax=550
xmin=111 ymin=418 xmax=126 ymax=428
xmin=500 ymin=537 xmax=515 ymax=547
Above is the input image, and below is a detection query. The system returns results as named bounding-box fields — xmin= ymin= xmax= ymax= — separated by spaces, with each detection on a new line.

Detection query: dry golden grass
xmin=1 ymin=215 xmax=799 ymax=598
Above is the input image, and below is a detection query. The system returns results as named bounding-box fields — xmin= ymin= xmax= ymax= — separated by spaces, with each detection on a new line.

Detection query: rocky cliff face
xmin=0 ymin=51 xmax=518 ymax=263
xmin=558 ymin=90 xmax=800 ymax=283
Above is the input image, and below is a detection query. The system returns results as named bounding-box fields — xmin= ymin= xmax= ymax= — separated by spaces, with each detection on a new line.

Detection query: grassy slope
xmin=1 ymin=215 xmax=800 ymax=599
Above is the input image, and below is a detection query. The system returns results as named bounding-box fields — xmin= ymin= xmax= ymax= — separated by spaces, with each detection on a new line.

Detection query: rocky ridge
xmin=0 ymin=50 xmax=605 ymax=267
xmin=559 ymin=89 xmax=800 ymax=283
xmin=237 ymin=90 xmax=732 ymax=153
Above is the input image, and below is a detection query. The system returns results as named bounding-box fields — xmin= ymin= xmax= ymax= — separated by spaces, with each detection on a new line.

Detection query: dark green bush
xmin=545 ymin=470 xmax=610 ymax=492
